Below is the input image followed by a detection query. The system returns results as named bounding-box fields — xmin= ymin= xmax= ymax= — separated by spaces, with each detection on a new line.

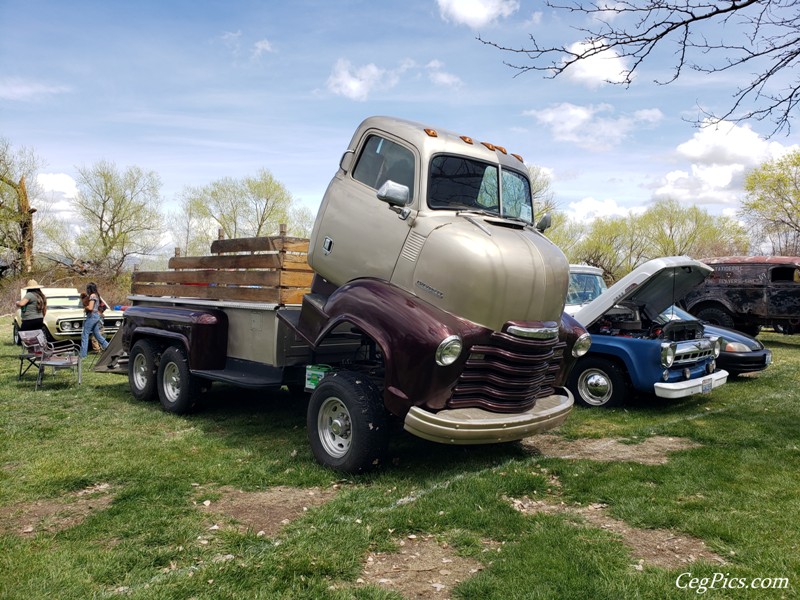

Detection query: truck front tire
xmin=129 ymin=339 xmax=158 ymax=401
xmin=568 ymin=357 xmax=628 ymax=408
xmin=695 ymin=306 xmax=735 ymax=329
xmin=157 ymin=346 xmax=199 ymax=414
xmin=307 ymin=371 xmax=389 ymax=473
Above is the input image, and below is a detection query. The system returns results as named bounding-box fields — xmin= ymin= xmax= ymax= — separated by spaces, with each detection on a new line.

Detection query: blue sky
xmin=2 ymin=0 xmax=798 ymax=238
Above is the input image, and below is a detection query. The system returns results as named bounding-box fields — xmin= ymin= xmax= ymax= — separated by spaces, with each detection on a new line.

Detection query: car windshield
xmin=427 ymin=155 xmax=533 ymax=223
xmin=657 ymin=305 xmax=697 ymax=324
xmin=47 ymin=295 xmax=82 ymax=309
xmin=568 ymin=272 xmax=607 ymax=306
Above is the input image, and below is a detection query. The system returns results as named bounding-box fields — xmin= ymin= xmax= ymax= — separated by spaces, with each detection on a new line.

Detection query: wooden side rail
xmin=132 ymin=234 xmax=314 ymax=305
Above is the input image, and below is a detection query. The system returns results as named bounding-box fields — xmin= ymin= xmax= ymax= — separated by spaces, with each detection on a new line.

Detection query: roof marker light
xmin=481 ymin=142 xmax=496 ymax=151
xmin=511 ymin=153 xmax=525 ymax=163
xmin=424 ymin=128 xmax=438 ymax=137
xmin=460 ymin=135 xmax=474 ymax=144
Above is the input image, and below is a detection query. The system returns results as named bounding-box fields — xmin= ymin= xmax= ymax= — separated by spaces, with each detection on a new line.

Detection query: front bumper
xmin=653 ymin=370 xmax=728 ymax=399
xmin=403 ymin=387 xmax=573 ymax=445
xmin=717 ymin=349 xmax=772 ymax=375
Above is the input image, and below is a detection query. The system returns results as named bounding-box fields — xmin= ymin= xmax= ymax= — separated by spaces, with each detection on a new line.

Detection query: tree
xmin=528 ymin=164 xmax=558 ymax=219
xmin=0 ymin=137 xmax=43 ymax=273
xmin=741 ymin=150 xmax=800 ymax=254
xmin=176 ymin=169 xmax=301 ymax=247
xmin=564 ymin=198 xmax=748 ymax=279
xmin=42 ymin=161 xmax=164 ymax=276
xmin=480 ymin=0 xmax=800 ymax=134
xmin=573 ymin=214 xmax=647 ymax=280
xmin=168 ymin=193 xmax=216 ymax=257
xmin=638 ymin=198 xmax=749 ymax=259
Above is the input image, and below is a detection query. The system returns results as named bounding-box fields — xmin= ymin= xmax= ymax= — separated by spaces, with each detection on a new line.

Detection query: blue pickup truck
xmin=565 ymin=257 xmax=728 ymax=407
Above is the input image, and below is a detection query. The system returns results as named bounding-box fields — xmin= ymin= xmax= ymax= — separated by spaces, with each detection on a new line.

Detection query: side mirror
xmin=339 ymin=149 xmax=355 ymax=173
xmin=377 ymin=180 xmax=410 ymax=207
xmin=535 ymin=212 xmax=552 ymax=233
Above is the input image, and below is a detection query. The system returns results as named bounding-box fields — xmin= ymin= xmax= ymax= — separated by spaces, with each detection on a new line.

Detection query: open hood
xmin=574 ymin=256 xmax=712 ymax=328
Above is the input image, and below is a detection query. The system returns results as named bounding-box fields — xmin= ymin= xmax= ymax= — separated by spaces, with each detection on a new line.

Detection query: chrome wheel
xmin=578 ymin=368 xmax=613 ymax=406
xmin=317 ymin=395 xmax=352 ymax=458
xmin=132 ymin=352 xmax=150 ymax=391
xmin=162 ymin=361 xmax=181 ymax=404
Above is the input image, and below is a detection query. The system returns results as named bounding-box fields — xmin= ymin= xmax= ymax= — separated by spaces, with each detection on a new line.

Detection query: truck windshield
xmin=428 ymin=155 xmax=533 ymax=223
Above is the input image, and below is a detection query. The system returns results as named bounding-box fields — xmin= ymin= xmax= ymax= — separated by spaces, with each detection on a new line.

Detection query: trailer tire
xmin=307 ymin=371 xmax=389 ymax=473
xmin=157 ymin=345 xmax=199 ymax=414
xmin=568 ymin=357 xmax=628 ymax=408
xmin=129 ymin=339 xmax=158 ymax=401
xmin=12 ymin=322 xmax=20 ymax=345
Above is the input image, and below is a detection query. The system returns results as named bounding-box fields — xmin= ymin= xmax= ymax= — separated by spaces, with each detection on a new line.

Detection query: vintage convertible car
xmin=13 ymin=287 xmax=123 ymax=345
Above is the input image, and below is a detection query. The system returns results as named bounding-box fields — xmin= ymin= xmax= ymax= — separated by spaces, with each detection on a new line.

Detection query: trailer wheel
xmin=568 ymin=357 xmax=628 ymax=408
xmin=157 ymin=345 xmax=199 ymax=414
xmin=307 ymin=371 xmax=389 ymax=473
xmin=129 ymin=339 xmax=158 ymax=401
xmin=12 ymin=322 xmax=20 ymax=345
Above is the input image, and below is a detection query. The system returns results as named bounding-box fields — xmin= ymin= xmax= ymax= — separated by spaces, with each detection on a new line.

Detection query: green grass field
xmin=1 ymin=316 xmax=798 ymax=599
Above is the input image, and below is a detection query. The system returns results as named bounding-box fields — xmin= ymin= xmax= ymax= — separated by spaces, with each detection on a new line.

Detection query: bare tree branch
xmin=479 ymin=0 xmax=800 ymax=135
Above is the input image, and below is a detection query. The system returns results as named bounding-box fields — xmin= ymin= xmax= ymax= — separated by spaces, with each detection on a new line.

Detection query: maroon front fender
xmin=314 ymin=279 xmax=491 ymax=416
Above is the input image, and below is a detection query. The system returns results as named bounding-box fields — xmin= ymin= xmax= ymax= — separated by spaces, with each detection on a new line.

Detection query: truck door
xmin=767 ymin=263 xmax=800 ymax=318
xmin=310 ymin=132 xmax=416 ymax=286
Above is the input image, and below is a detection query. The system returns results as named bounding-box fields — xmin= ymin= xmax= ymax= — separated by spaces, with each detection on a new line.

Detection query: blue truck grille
xmin=448 ymin=330 xmax=565 ymax=413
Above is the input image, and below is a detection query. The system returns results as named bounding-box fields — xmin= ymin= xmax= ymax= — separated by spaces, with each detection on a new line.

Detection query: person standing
xmin=80 ymin=282 xmax=109 ymax=358
xmin=16 ymin=279 xmax=47 ymax=332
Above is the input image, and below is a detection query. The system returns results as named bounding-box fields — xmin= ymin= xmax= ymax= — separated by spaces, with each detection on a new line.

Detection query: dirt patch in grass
xmin=357 ymin=534 xmax=495 ymax=599
xmin=0 ymin=483 xmax=114 ymax=536
xmin=522 ymin=435 xmax=702 ymax=465
xmin=196 ymin=485 xmax=338 ymax=537
xmin=508 ymin=496 xmax=726 ymax=569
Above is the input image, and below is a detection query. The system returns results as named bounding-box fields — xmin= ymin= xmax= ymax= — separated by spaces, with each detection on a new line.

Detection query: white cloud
xmin=38 ymin=173 xmax=78 ymax=198
xmin=437 ymin=0 xmax=519 ymax=29
xmin=252 ymin=39 xmax=274 ymax=58
xmin=653 ymin=120 xmax=800 ymax=207
xmin=426 ymin=60 xmax=462 ymax=88
xmin=525 ymin=103 xmax=663 ymax=151
xmin=524 ymin=11 xmax=543 ymax=26
xmin=0 ymin=78 xmax=70 ymax=101
xmin=327 ymin=59 xmax=387 ymax=101
xmin=221 ymin=30 xmax=242 ymax=56
xmin=563 ymin=196 xmax=642 ymax=221
xmin=562 ymin=40 xmax=630 ymax=88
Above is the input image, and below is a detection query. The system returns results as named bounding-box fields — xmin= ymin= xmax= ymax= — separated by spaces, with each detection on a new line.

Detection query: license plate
xmin=701 ymin=378 xmax=712 ymax=393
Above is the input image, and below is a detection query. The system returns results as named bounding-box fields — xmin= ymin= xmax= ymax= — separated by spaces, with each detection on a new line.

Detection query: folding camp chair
xmin=18 ymin=329 xmax=82 ymax=390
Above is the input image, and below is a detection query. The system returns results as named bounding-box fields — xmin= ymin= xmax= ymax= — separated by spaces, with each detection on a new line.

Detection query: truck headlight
xmin=572 ymin=332 xmax=591 ymax=358
xmin=61 ymin=322 xmax=72 ymax=331
xmin=435 ymin=335 xmax=462 ymax=366
xmin=660 ymin=342 xmax=676 ymax=368
xmin=710 ymin=336 xmax=721 ymax=357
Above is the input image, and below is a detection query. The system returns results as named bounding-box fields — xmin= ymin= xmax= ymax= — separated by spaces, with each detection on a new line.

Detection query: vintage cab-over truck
xmin=100 ymin=116 xmax=590 ymax=473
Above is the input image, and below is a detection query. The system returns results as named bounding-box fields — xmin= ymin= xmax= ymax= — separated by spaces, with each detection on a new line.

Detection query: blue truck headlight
xmin=572 ymin=332 xmax=591 ymax=358
xmin=660 ymin=342 xmax=676 ymax=367
xmin=710 ymin=336 xmax=721 ymax=357
xmin=435 ymin=335 xmax=462 ymax=366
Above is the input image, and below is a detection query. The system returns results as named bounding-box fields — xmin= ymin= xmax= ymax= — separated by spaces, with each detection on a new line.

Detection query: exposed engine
xmin=588 ymin=302 xmax=704 ymax=342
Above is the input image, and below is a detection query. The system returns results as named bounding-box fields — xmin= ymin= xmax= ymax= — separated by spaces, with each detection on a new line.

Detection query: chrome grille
xmin=449 ymin=327 xmax=565 ymax=413
xmin=673 ymin=340 xmax=715 ymax=365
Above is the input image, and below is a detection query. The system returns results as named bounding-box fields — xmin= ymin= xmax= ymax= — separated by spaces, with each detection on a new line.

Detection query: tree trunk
xmin=18 ymin=176 xmax=34 ymax=273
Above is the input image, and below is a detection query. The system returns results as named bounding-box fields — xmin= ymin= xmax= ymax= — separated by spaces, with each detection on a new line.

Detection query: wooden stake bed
xmin=132 ymin=236 xmax=314 ymax=305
